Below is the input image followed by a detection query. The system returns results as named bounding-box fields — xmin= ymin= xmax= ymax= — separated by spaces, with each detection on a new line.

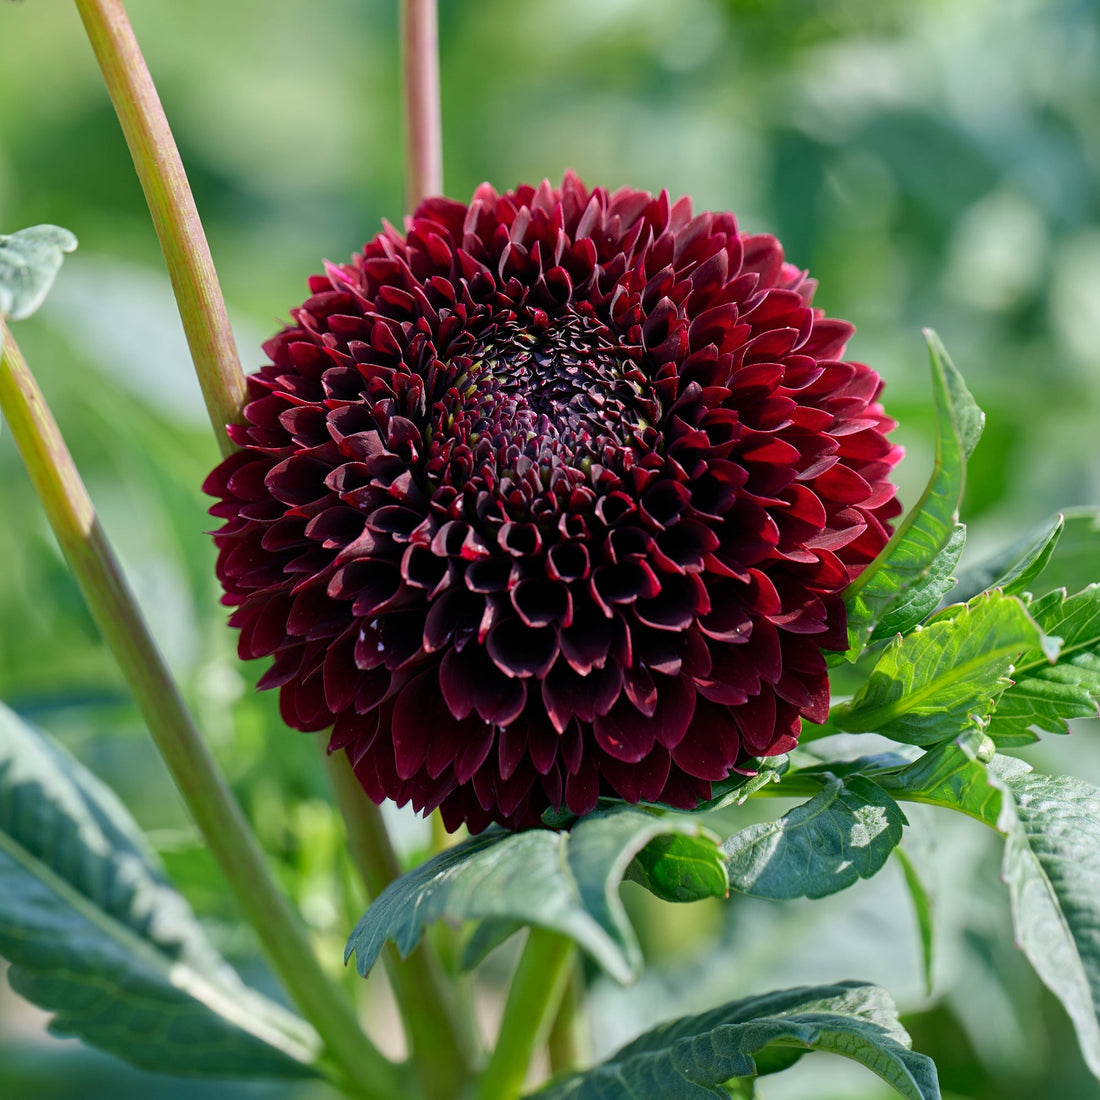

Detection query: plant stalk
xmin=402 ymin=0 xmax=443 ymax=209
xmin=0 ymin=319 xmax=404 ymax=1100
xmin=72 ymin=0 xmax=247 ymax=456
xmin=473 ymin=928 xmax=575 ymax=1100
xmin=320 ymin=742 xmax=473 ymax=1099
xmin=547 ymin=959 xmax=583 ymax=1074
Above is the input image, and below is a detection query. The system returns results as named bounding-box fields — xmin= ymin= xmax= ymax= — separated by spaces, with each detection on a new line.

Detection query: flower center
xmin=454 ymin=309 xmax=655 ymax=466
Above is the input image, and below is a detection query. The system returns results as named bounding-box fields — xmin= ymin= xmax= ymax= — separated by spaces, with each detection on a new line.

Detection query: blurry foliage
xmin=1 ymin=0 xmax=1099 ymax=1096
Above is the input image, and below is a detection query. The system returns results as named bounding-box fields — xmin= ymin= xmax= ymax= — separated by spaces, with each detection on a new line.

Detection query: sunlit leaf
xmin=831 ymin=591 xmax=1051 ymax=745
xmin=844 ymin=331 xmax=983 ymax=656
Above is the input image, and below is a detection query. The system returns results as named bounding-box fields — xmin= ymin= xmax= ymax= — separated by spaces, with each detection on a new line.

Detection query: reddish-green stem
xmin=0 ymin=319 xmax=404 ymax=1100
xmin=402 ymin=0 xmax=443 ymax=208
xmin=72 ymin=0 xmax=246 ymax=456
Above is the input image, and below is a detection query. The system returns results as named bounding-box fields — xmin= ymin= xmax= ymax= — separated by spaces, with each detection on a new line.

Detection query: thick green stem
xmin=402 ymin=0 xmax=443 ymax=208
xmin=547 ymin=958 xmax=583 ymax=1075
xmin=72 ymin=0 xmax=247 ymax=456
xmin=473 ymin=929 xmax=575 ymax=1100
xmin=320 ymin=742 xmax=473 ymax=1099
xmin=0 ymin=321 xmax=404 ymax=1100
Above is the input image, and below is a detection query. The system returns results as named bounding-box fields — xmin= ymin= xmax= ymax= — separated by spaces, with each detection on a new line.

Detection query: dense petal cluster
xmin=205 ymin=174 xmax=902 ymax=832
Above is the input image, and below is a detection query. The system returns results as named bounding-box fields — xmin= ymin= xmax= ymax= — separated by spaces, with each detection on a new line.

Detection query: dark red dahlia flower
xmin=205 ymin=173 xmax=902 ymax=833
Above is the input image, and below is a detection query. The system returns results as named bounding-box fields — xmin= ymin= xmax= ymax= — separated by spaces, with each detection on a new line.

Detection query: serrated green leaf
xmin=625 ymin=831 xmax=729 ymax=903
xmin=870 ymin=522 xmax=967 ymax=641
xmin=831 ymin=591 xmax=1048 ymax=745
xmin=525 ymin=981 xmax=940 ymax=1100
xmin=893 ymin=846 xmax=935 ymax=995
xmin=953 ymin=513 xmax=1065 ymax=603
xmin=998 ymin=770 xmax=1100 ymax=1079
xmin=986 ymin=584 xmax=1100 ymax=741
xmin=722 ymin=775 xmax=906 ymax=901
xmin=844 ymin=331 xmax=984 ymax=657
xmin=0 ymin=225 xmax=78 ymax=321
xmin=0 ymin=704 xmax=319 ymax=1077
xmin=346 ymin=807 xmax=721 ymax=985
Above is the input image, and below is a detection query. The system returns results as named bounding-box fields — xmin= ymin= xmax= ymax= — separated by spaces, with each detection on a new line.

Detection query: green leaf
xmin=877 ymin=729 xmax=1010 ymax=827
xmin=998 ymin=770 xmax=1100 ymax=1079
xmin=893 ymin=846 xmax=935 ymax=995
xmin=0 ymin=225 xmax=78 ymax=321
xmin=870 ymin=522 xmax=966 ymax=641
xmin=0 ymin=703 xmax=319 ymax=1077
xmin=346 ymin=807 xmax=723 ymax=985
xmin=525 ymin=981 xmax=941 ymax=1100
xmin=953 ymin=513 xmax=1065 ymax=603
xmin=832 ymin=591 xmax=1050 ymax=745
xmin=722 ymin=775 xmax=906 ymax=901
xmin=844 ymin=331 xmax=984 ymax=656
xmin=459 ymin=917 xmax=525 ymax=971
xmin=986 ymin=584 xmax=1100 ymax=742
xmin=625 ymin=832 xmax=730 ymax=903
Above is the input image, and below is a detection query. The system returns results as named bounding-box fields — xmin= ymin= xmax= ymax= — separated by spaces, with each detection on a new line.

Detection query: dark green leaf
xmin=832 ymin=591 xmax=1050 ymax=745
xmin=525 ymin=981 xmax=940 ymax=1100
xmin=0 ymin=225 xmax=78 ymax=321
xmin=0 ymin=704 xmax=319 ymax=1077
xmin=870 ymin=522 xmax=966 ymax=641
xmin=346 ymin=807 xmax=722 ymax=985
xmin=625 ymin=832 xmax=729 ymax=903
xmin=893 ymin=846 xmax=935 ymax=995
xmin=844 ymin=331 xmax=984 ymax=657
xmin=459 ymin=917 xmax=525 ymax=971
xmin=986 ymin=584 xmax=1100 ymax=742
xmin=999 ymin=770 xmax=1100 ymax=1078
xmin=722 ymin=775 xmax=906 ymax=901
xmin=953 ymin=513 xmax=1065 ymax=603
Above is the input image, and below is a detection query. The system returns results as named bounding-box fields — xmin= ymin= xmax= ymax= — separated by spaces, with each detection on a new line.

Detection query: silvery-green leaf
xmin=0 ymin=225 xmax=78 ymax=321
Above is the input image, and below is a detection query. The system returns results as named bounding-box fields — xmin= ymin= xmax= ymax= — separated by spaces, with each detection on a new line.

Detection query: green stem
xmin=547 ymin=959 xmax=583 ymax=1075
xmin=320 ymin=742 xmax=473 ymax=1099
xmin=402 ymin=0 xmax=443 ymax=208
xmin=473 ymin=929 xmax=575 ymax=1100
xmin=72 ymin=0 xmax=247 ymax=456
xmin=0 ymin=320 xmax=404 ymax=1100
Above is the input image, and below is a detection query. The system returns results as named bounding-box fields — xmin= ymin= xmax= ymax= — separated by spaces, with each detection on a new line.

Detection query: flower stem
xmin=0 ymin=320 xmax=405 ymax=1100
xmin=320 ymin=742 xmax=473 ymax=1099
xmin=402 ymin=0 xmax=443 ymax=208
xmin=547 ymin=959 xmax=583 ymax=1074
xmin=473 ymin=928 xmax=575 ymax=1100
xmin=72 ymin=0 xmax=247 ymax=456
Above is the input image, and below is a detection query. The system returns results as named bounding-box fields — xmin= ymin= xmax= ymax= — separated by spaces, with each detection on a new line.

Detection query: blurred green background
xmin=2 ymin=0 xmax=1100 ymax=1097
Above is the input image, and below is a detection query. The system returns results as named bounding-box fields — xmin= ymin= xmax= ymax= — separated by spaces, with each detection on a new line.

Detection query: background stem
xmin=402 ymin=0 xmax=443 ymax=209
xmin=320 ymin=743 xmax=473 ymax=1099
xmin=473 ymin=928 xmax=575 ymax=1100
xmin=72 ymin=0 xmax=246 ymax=456
xmin=0 ymin=320 xmax=404 ymax=1100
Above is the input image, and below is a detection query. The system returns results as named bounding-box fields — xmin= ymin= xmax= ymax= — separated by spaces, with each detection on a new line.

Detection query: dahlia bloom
xmin=205 ymin=174 xmax=902 ymax=832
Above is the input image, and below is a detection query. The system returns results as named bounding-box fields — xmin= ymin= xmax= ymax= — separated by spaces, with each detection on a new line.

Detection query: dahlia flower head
xmin=206 ymin=173 xmax=902 ymax=833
